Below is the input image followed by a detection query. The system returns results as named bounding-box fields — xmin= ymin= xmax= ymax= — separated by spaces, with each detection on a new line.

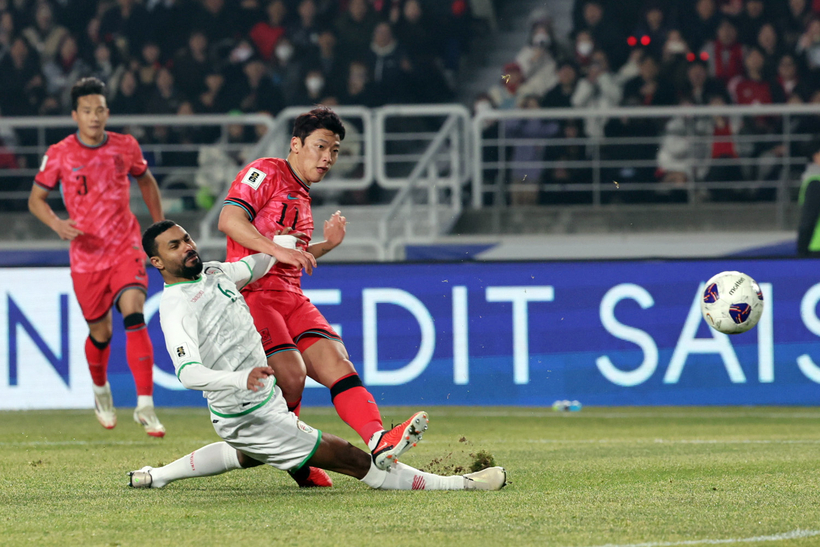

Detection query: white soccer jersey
xmin=159 ymin=252 xmax=279 ymax=417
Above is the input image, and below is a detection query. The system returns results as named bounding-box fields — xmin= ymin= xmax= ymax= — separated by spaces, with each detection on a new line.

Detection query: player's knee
xmin=123 ymin=313 xmax=146 ymax=330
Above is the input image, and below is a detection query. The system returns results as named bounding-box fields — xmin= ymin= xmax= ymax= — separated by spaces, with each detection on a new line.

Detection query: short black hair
xmin=142 ymin=220 xmax=178 ymax=258
xmin=71 ymin=77 xmax=107 ymax=111
xmin=292 ymin=106 xmax=345 ymax=144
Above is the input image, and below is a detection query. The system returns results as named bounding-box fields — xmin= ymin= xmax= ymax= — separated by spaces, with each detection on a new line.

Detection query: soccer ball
xmin=700 ymin=271 xmax=764 ymax=335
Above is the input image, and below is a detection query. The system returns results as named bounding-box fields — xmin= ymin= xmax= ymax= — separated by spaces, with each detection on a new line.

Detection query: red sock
xmin=125 ymin=321 xmax=154 ymax=396
xmin=85 ymin=336 xmax=110 ymax=386
xmin=331 ymin=374 xmax=383 ymax=445
xmin=287 ymin=398 xmax=302 ymax=417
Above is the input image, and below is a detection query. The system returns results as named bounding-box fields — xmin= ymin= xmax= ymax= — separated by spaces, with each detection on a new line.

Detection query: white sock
xmin=92 ymin=382 xmax=110 ymax=395
xmin=149 ymin=442 xmax=241 ymax=488
xmin=361 ymin=461 xmax=465 ymax=491
xmin=366 ymin=430 xmax=386 ymax=451
xmin=136 ymin=395 xmax=154 ymax=409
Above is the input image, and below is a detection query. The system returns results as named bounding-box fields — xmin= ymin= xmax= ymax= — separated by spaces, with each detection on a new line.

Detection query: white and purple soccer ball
xmin=700 ymin=271 xmax=764 ymax=335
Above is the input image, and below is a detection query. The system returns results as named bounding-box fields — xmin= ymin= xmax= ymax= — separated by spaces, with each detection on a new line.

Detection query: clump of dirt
xmin=469 ymin=450 xmax=496 ymax=472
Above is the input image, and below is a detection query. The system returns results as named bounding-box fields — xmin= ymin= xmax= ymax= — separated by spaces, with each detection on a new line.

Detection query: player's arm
xmin=162 ymin=303 xmax=273 ymax=392
xmin=28 ymin=184 xmax=84 ymax=240
xmin=136 ymin=169 xmax=164 ymax=223
xmin=216 ymin=235 xmax=297 ymax=289
xmin=218 ymin=204 xmax=316 ymax=274
xmin=308 ymin=210 xmax=346 ymax=260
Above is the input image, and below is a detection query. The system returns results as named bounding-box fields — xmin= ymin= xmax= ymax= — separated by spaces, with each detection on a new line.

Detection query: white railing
xmin=472 ymin=104 xmax=815 ymax=229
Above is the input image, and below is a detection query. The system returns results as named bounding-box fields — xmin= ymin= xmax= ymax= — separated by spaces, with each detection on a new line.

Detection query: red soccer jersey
xmin=224 ymin=157 xmax=313 ymax=294
xmin=34 ymin=131 xmax=148 ymax=273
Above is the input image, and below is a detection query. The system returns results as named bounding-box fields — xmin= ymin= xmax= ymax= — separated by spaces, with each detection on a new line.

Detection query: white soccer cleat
xmin=93 ymin=382 xmax=117 ymax=429
xmin=128 ymin=466 xmax=154 ymax=488
xmin=370 ymin=411 xmax=429 ymax=471
xmin=133 ymin=405 xmax=166 ymax=438
xmin=464 ymin=466 xmax=507 ymax=491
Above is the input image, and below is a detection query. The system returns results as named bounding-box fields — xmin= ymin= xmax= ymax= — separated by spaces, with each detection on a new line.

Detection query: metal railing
xmin=472 ymin=104 xmax=817 ymax=228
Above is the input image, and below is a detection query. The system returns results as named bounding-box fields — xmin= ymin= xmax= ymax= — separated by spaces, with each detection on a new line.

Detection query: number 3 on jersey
xmin=278 ymin=203 xmax=299 ymax=230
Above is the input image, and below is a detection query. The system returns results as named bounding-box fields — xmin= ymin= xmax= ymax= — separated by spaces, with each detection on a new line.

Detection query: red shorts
xmin=70 ymin=247 xmax=148 ymax=323
xmin=243 ymin=290 xmax=342 ymax=356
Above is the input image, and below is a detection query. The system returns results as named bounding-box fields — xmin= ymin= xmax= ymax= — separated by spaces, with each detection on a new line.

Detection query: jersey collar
xmin=164 ymin=275 xmax=204 ymax=288
xmin=74 ymin=131 xmax=109 ymax=149
xmin=285 ymin=160 xmax=311 ymax=193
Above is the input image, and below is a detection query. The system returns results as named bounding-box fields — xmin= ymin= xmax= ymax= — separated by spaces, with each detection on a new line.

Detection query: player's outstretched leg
xmin=128 ymin=442 xmax=244 ymax=488
xmin=308 ymin=432 xmax=507 ymax=491
xmin=368 ymin=411 xmax=428 ymax=470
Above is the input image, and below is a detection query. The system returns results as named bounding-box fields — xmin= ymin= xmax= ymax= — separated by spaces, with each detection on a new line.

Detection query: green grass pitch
xmin=2 ymin=406 xmax=820 ymax=547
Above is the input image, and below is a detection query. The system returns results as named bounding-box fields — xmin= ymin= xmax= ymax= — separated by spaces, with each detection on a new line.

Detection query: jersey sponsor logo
xmin=175 ymin=342 xmax=190 ymax=358
xmin=241 ymin=168 xmax=266 ymax=190
xmin=296 ymin=420 xmax=315 ymax=434
xmin=287 ymin=193 xmax=298 ymax=200
xmin=191 ymin=290 xmax=204 ymax=303
xmin=39 ymin=155 xmax=48 ymax=172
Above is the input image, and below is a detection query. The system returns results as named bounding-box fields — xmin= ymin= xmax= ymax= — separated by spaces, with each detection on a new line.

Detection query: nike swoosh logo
xmin=135 ymin=276 xmax=146 ymax=281
xmin=287 ymin=194 xmax=298 ymax=200
xmin=367 ymin=400 xmax=376 ymax=404
xmin=375 ymin=439 xmax=392 ymax=452
xmin=72 ymin=165 xmax=85 ymax=171
xmin=241 ymin=402 xmax=252 ymax=407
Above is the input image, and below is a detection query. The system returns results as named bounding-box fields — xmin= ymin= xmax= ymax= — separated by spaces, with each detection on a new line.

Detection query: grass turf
xmin=1 ymin=406 xmax=819 ymax=547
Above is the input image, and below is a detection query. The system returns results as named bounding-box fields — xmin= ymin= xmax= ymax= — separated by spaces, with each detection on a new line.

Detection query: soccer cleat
xmin=289 ymin=467 xmax=333 ymax=488
xmin=371 ymin=411 xmax=429 ymax=471
xmin=463 ymin=466 xmax=508 ymax=491
xmin=128 ymin=466 xmax=154 ymax=488
xmin=133 ymin=405 xmax=166 ymax=438
xmin=93 ymin=383 xmax=117 ymax=429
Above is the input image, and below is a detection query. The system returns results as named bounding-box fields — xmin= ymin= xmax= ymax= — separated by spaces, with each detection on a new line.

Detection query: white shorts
xmin=210 ymin=386 xmax=322 ymax=472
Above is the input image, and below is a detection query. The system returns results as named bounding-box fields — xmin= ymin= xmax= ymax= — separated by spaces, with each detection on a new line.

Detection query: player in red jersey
xmin=27 ymin=77 xmax=166 ymax=437
xmin=218 ymin=107 xmax=426 ymax=487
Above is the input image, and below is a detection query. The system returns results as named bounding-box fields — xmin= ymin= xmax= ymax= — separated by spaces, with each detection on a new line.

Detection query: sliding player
xmin=129 ymin=220 xmax=506 ymax=491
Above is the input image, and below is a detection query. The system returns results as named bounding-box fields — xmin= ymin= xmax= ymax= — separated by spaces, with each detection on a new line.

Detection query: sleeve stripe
xmin=33 ymin=180 xmax=55 ymax=191
xmin=238 ymin=258 xmax=254 ymax=290
xmin=176 ymin=361 xmax=201 ymax=380
xmin=223 ymin=198 xmax=257 ymax=221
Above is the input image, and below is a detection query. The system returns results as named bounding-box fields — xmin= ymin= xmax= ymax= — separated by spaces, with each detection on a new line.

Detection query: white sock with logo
xmin=361 ymin=461 xmax=465 ymax=491
xmin=148 ymin=442 xmax=241 ymax=488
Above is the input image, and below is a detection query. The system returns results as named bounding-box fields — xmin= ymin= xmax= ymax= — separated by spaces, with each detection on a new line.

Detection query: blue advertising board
xmin=2 ymin=258 xmax=819 ymax=409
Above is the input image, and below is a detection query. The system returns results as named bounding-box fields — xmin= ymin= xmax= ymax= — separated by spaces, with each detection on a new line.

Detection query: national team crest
xmin=114 ymin=154 xmax=126 ymax=173
xmin=297 ymin=420 xmax=314 ymax=434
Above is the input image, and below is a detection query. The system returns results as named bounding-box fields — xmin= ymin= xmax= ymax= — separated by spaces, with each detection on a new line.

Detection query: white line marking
xmin=584 ymin=528 xmax=820 ymax=547
xmin=0 ymin=439 xmax=216 ymax=448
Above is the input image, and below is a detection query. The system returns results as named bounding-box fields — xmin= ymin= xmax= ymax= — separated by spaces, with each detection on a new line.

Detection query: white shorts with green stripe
xmin=210 ymin=385 xmax=322 ymax=472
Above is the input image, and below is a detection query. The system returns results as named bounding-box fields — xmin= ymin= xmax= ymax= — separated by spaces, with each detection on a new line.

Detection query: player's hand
xmin=271 ymin=243 xmax=316 ymax=276
xmin=247 ymin=366 xmax=275 ymax=391
xmin=323 ymin=210 xmax=346 ymax=249
xmin=274 ymin=227 xmax=310 ymax=245
xmin=52 ymin=218 xmax=84 ymax=240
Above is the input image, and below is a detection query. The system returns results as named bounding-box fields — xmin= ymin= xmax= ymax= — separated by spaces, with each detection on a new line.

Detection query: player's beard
xmin=177 ymin=250 xmax=203 ymax=279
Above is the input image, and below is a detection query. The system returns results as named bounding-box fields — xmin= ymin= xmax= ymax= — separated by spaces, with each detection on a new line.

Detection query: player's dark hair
xmin=142 ymin=220 xmax=178 ymax=258
xmin=292 ymin=106 xmax=345 ymax=144
xmin=71 ymin=77 xmax=107 ymax=111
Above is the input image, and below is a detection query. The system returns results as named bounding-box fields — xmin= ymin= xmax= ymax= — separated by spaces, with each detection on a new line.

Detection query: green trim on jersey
xmin=292 ymin=430 xmax=323 ymax=472
xmin=165 ymin=276 xmax=204 ymax=288
xmin=237 ymin=259 xmax=254 ymax=290
xmin=799 ymin=175 xmax=820 ymax=252
xmin=208 ymin=381 xmax=277 ymax=418
xmin=176 ymin=361 xmax=200 ymax=379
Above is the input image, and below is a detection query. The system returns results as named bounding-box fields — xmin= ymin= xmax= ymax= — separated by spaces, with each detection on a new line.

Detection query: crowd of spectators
xmin=0 ymin=0 xmax=471 ymax=119
xmin=479 ymin=0 xmax=820 ymax=205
